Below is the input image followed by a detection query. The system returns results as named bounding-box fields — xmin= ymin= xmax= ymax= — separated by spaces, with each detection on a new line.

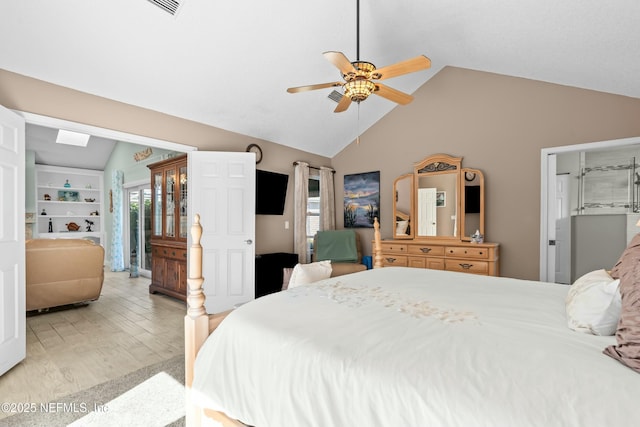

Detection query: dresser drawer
xmin=153 ymin=245 xmax=187 ymax=261
xmin=382 ymin=254 xmax=408 ymax=267
xmin=408 ymin=256 xmax=445 ymax=270
xmin=407 ymin=256 xmax=426 ymax=268
xmin=408 ymin=245 xmax=445 ymax=256
xmin=380 ymin=243 xmax=407 ymax=254
xmin=445 ymin=259 xmax=489 ymax=274
xmin=445 ymin=246 xmax=489 ymax=259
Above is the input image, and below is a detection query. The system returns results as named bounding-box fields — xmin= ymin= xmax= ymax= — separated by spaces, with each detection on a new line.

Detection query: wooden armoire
xmin=148 ymin=154 xmax=188 ymax=301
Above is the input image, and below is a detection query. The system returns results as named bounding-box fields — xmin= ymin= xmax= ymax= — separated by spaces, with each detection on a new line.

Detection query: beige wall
xmin=0 ymin=69 xmax=330 ymax=255
xmin=6 ymin=66 xmax=640 ymax=279
xmin=332 ymin=66 xmax=640 ymax=280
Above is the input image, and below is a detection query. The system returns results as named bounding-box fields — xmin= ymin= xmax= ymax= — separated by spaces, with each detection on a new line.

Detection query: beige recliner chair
xmin=26 ymin=238 xmax=105 ymax=311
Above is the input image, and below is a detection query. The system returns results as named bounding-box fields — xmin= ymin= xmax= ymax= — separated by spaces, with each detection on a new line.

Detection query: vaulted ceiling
xmin=2 ymin=1 xmax=639 ymax=159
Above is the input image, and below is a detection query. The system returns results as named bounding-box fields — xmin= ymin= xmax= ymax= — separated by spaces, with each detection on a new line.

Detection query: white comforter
xmin=192 ymin=267 xmax=640 ymax=427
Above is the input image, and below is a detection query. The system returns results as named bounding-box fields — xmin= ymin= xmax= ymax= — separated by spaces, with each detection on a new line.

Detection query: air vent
xmin=147 ymin=0 xmax=182 ymax=15
xmin=328 ymin=90 xmax=343 ymax=103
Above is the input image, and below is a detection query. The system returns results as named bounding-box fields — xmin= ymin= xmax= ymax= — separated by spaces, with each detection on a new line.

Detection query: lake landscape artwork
xmin=344 ymin=171 xmax=380 ymax=228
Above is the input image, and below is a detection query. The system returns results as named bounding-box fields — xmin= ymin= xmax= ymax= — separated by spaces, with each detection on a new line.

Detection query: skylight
xmin=56 ymin=130 xmax=91 ymax=147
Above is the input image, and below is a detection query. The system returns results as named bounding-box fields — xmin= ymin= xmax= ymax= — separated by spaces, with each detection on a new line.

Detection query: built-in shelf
xmin=35 ymin=165 xmax=105 ymax=246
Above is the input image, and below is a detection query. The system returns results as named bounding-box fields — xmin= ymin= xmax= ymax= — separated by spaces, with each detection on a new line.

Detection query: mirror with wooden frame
xmin=393 ymin=174 xmax=413 ymax=239
xmin=460 ymin=168 xmax=485 ymax=241
xmin=414 ymin=154 xmax=462 ymax=239
xmin=392 ymin=154 xmax=485 ymax=242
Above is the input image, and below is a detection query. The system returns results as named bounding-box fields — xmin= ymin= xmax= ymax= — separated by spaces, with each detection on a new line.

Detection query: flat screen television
xmin=465 ymin=185 xmax=481 ymax=214
xmin=256 ymin=169 xmax=289 ymax=215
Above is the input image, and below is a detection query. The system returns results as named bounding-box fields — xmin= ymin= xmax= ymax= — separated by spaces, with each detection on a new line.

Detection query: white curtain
xmin=319 ymin=167 xmax=335 ymax=230
xmin=294 ymin=162 xmax=309 ymax=263
xmin=110 ymin=170 xmax=125 ymax=271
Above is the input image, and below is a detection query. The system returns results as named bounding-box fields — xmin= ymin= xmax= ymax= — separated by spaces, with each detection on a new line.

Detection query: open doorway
xmin=20 ymin=111 xmax=196 ymax=274
xmin=540 ymin=136 xmax=640 ymax=283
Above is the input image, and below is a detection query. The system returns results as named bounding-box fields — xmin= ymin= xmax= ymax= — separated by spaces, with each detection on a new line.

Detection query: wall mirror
xmin=393 ymin=174 xmax=413 ymax=239
xmin=414 ymin=155 xmax=462 ymax=239
xmin=461 ymin=168 xmax=485 ymax=240
xmin=392 ymin=154 xmax=485 ymax=242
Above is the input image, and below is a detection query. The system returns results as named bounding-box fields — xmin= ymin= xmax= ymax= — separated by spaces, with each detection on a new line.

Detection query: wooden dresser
xmin=380 ymin=153 xmax=500 ymax=277
xmin=148 ymin=154 xmax=188 ymax=301
xmin=377 ymin=239 xmax=500 ymax=276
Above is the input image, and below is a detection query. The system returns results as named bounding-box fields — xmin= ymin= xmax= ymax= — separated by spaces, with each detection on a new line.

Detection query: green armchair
xmin=312 ymin=230 xmax=367 ymax=277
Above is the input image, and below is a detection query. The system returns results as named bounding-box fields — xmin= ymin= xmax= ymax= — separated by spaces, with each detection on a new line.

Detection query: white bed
xmin=189 ymin=265 xmax=640 ymax=427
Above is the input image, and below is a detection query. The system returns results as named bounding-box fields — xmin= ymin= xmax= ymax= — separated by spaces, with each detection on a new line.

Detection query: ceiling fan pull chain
xmin=356 ymin=103 xmax=361 ymax=145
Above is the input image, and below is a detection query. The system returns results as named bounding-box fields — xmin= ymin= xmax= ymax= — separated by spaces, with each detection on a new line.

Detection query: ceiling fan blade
xmin=374 ymin=83 xmax=414 ymax=105
xmin=334 ymin=95 xmax=352 ymax=113
xmin=287 ymin=82 xmax=343 ymax=93
xmin=323 ymin=51 xmax=356 ymax=75
xmin=373 ymin=55 xmax=431 ymax=81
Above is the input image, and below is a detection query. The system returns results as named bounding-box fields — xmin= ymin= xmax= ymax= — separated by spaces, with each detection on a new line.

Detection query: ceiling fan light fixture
xmin=344 ymin=80 xmax=376 ymax=102
xmin=344 ymin=61 xmax=376 ymax=80
xmin=285 ymin=0 xmax=430 ymax=112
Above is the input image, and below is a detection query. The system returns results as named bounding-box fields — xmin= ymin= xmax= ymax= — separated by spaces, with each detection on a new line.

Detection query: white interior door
xmin=555 ymin=174 xmax=571 ymax=284
xmin=544 ymin=154 xmax=558 ymax=283
xmin=418 ymin=188 xmax=437 ymax=236
xmin=188 ymin=152 xmax=255 ymax=314
xmin=0 ymin=105 xmax=26 ymax=376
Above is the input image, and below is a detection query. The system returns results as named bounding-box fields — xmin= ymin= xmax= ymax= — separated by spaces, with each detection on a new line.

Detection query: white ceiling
xmin=2 ymin=0 xmax=640 ymax=160
xmin=25 ymin=123 xmax=117 ymax=170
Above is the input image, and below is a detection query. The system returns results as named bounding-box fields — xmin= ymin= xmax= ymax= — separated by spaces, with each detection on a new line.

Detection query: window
xmin=306 ymin=176 xmax=320 ymax=262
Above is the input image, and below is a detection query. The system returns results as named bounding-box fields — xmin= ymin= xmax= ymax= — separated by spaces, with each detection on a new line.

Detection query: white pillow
xmin=396 ymin=220 xmax=409 ymax=235
xmin=566 ymin=269 xmax=622 ymax=336
xmin=288 ymin=261 xmax=332 ymax=289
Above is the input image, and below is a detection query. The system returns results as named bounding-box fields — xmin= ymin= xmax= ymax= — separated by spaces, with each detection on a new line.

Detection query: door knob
xmin=244 ymin=239 xmax=253 ymax=245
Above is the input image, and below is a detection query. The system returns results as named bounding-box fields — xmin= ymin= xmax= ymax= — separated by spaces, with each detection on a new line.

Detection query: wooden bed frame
xmin=184 ymin=215 xmax=383 ymax=426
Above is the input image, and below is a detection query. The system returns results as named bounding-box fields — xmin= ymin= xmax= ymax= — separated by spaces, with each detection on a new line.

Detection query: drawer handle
xmin=419 ymin=247 xmax=432 ymax=253
xmin=459 ymin=263 xmax=473 ymax=270
xmin=172 ymin=251 xmax=176 ymax=256
xmin=385 ymin=257 xmax=397 ymax=263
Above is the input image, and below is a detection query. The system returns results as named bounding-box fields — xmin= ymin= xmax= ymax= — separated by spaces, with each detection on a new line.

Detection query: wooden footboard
xmin=184 ymin=215 xmax=384 ymax=426
xmin=373 ymin=217 xmax=383 ymax=269
xmin=184 ymin=214 xmax=239 ymax=426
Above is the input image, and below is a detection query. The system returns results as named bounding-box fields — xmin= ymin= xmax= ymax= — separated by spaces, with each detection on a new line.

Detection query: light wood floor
xmin=0 ymin=271 xmax=185 ymax=421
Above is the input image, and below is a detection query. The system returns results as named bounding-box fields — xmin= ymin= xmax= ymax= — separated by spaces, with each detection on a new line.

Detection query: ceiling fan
xmin=286 ymin=0 xmax=431 ymax=113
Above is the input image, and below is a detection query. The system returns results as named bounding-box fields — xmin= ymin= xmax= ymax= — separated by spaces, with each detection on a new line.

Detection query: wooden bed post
xmin=185 ymin=214 xmax=209 ymax=427
xmin=373 ymin=217 xmax=383 ymax=268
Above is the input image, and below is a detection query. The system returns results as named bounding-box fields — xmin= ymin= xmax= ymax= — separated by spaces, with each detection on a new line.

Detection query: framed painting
xmin=344 ymin=171 xmax=380 ymax=228
xmin=436 ymin=191 xmax=446 ymax=207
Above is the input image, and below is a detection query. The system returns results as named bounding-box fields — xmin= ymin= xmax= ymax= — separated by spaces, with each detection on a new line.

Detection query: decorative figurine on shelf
xmin=48 ymin=218 xmax=53 ymax=233
xmin=43 ymin=194 xmax=51 ymax=201
xmin=90 ymin=210 xmax=99 ymax=216
xmin=85 ymin=219 xmax=94 ymax=232
xmin=66 ymin=222 xmax=80 ymax=231
xmin=41 ymin=208 xmax=47 ymax=215
xmin=64 ymin=179 xmax=71 ymax=188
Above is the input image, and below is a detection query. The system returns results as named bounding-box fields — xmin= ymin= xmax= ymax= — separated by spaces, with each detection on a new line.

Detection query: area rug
xmin=0 ymin=355 xmax=185 ymax=427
